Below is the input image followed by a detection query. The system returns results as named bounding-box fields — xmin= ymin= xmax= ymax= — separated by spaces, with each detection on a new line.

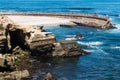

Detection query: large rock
xmin=0 ymin=47 xmax=30 ymax=71
xmin=29 ymin=33 xmax=56 ymax=55
xmin=4 ymin=23 xmax=88 ymax=57
xmin=52 ymin=40 xmax=88 ymax=57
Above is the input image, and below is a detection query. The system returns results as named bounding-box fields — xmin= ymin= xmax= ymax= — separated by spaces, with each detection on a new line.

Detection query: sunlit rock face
xmin=52 ymin=40 xmax=88 ymax=57
xmin=4 ymin=23 xmax=87 ymax=57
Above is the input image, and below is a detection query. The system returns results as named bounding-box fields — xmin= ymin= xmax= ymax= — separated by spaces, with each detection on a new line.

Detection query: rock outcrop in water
xmin=0 ymin=15 xmax=88 ymax=79
xmin=44 ymin=73 xmax=55 ymax=80
xmin=52 ymin=40 xmax=87 ymax=57
xmin=4 ymin=23 xmax=87 ymax=57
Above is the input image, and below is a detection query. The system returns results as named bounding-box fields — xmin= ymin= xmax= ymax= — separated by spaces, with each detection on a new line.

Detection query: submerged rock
xmin=44 ymin=73 xmax=55 ymax=80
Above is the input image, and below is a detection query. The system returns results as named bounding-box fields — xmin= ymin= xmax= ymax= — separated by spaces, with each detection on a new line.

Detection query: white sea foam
xmin=95 ymin=47 xmax=109 ymax=55
xmin=115 ymin=24 xmax=120 ymax=29
xmin=112 ymin=46 xmax=120 ymax=49
xmin=84 ymin=49 xmax=95 ymax=53
xmin=65 ymin=37 xmax=77 ymax=40
xmin=83 ymin=47 xmax=109 ymax=55
xmin=77 ymin=41 xmax=103 ymax=46
xmin=89 ymin=42 xmax=103 ymax=46
xmin=77 ymin=41 xmax=108 ymax=55
xmin=106 ymin=29 xmax=120 ymax=34
xmin=105 ymin=24 xmax=120 ymax=34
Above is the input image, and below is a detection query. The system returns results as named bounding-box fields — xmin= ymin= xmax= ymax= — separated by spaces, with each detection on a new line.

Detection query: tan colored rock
xmin=44 ymin=73 xmax=55 ymax=80
xmin=0 ymin=54 xmax=4 ymax=67
xmin=0 ymin=15 xmax=14 ymax=29
xmin=0 ymin=70 xmax=29 ymax=80
xmin=0 ymin=15 xmax=88 ymax=57
xmin=52 ymin=40 xmax=88 ymax=57
xmin=4 ymin=23 xmax=87 ymax=57
xmin=52 ymin=42 xmax=65 ymax=57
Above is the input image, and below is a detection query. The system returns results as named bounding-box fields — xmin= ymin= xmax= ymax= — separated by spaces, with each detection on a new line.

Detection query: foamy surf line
xmin=115 ymin=24 xmax=120 ymax=29
xmin=105 ymin=24 xmax=120 ymax=34
xmin=77 ymin=41 xmax=104 ymax=46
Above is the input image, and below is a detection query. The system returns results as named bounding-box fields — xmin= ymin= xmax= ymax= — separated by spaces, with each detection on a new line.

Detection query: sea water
xmin=1 ymin=0 xmax=120 ymax=80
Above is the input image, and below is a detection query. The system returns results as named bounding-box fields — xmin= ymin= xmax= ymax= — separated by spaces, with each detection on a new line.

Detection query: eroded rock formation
xmin=4 ymin=23 xmax=87 ymax=57
xmin=0 ymin=15 xmax=88 ymax=80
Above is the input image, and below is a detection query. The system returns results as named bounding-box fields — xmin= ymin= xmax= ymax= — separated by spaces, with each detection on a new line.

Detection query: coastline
xmin=0 ymin=12 xmax=115 ymax=80
xmin=0 ymin=12 xmax=89 ymax=79
xmin=0 ymin=12 xmax=114 ymax=29
xmin=0 ymin=0 xmax=119 ymax=79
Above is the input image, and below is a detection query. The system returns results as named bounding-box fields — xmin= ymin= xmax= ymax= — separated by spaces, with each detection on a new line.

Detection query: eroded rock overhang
xmin=0 ymin=13 xmax=89 ymax=57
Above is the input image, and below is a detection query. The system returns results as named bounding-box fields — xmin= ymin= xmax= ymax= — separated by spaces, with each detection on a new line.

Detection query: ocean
xmin=1 ymin=0 xmax=120 ymax=80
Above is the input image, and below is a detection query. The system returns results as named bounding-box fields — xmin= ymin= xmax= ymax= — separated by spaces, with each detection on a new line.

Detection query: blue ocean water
xmin=1 ymin=0 xmax=120 ymax=80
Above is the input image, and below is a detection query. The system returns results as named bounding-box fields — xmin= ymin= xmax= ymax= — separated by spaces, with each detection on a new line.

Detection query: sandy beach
xmin=7 ymin=15 xmax=73 ymax=26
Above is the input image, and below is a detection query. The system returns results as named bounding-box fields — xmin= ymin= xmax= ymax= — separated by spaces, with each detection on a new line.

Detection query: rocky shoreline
xmin=0 ymin=14 xmax=90 ymax=80
xmin=0 ymin=12 xmax=115 ymax=79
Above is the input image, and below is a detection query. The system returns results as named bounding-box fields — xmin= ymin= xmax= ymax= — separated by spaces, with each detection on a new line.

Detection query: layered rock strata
xmin=4 ymin=23 xmax=87 ymax=57
xmin=0 ymin=15 xmax=88 ymax=79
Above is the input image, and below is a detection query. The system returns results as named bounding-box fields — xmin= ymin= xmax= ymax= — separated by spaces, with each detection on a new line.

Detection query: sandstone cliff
xmin=0 ymin=15 xmax=88 ymax=80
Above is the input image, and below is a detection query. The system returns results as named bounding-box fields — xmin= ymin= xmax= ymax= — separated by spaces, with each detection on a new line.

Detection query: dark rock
xmin=75 ymin=34 xmax=83 ymax=39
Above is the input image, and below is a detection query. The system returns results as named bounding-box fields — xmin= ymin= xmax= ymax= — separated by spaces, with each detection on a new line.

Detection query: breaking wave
xmin=77 ymin=41 xmax=103 ymax=46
